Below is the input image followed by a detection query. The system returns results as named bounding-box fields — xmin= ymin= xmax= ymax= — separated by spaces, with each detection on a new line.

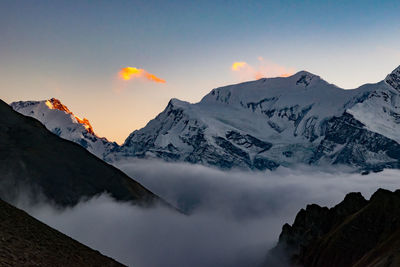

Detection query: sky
xmin=1 ymin=0 xmax=400 ymax=143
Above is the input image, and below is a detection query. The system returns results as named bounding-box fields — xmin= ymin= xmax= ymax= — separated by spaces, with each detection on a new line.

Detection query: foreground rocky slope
xmin=12 ymin=65 xmax=400 ymax=172
xmin=0 ymin=197 xmax=125 ymax=266
xmin=0 ymin=99 xmax=161 ymax=207
xmin=266 ymin=188 xmax=400 ymax=267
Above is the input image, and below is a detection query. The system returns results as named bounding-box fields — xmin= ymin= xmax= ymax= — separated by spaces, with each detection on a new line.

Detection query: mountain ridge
xmin=11 ymin=98 xmax=119 ymax=160
xmin=1 ymin=99 xmax=165 ymax=207
xmin=11 ymin=65 xmax=400 ymax=172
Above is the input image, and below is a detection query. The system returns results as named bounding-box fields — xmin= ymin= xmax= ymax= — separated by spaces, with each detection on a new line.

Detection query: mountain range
xmin=5 ymin=66 xmax=400 ymax=266
xmin=11 ymin=65 xmax=400 ymax=172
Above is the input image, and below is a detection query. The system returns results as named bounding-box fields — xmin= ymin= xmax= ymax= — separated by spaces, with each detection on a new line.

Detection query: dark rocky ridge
xmin=266 ymin=188 xmax=400 ymax=267
xmin=0 ymin=197 xmax=125 ymax=266
xmin=0 ymin=99 xmax=163 ymax=207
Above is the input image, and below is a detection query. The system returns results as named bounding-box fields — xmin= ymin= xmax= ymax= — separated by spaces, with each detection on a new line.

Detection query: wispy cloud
xmin=231 ymin=57 xmax=295 ymax=81
xmin=231 ymin=62 xmax=248 ymax=71
xmin=119 ymin=67 xmax=166 ymax=83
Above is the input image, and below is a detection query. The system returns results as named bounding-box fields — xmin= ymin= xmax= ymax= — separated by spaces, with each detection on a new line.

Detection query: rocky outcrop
xmin=267 ymin=188 xmax=400 ymax=267
xmin=385 ymin=65 xmax=400 ymax=92
xmin=310 ymin=112 xmax=400 ymax=171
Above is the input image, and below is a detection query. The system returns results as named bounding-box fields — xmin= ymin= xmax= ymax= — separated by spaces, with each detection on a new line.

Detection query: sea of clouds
xmin=18 ymin=160 xmax=400 ymax=267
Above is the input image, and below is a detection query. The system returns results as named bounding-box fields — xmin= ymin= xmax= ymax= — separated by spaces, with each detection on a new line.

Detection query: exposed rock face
xmin=267 ymin=189 xmax=400 ymax=267
xmin=385 ymin=65 xmax=400 ymax=92
xmin=310 ymin=112 xmax=400 ymax=172
xmin=0 ymin=197 xmax=125 ymax=266
xmin=0 ymin=99 xmax=163 ymax=207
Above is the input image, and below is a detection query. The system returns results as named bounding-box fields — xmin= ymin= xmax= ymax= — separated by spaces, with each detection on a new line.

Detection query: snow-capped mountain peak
xmin=115 ymin=66 xmax=400 ymax=172
xmin=44 ymin=98 xmax=95 ymax=134
xmin=45 ymin=98 xmax=71 ymax=113
xmin=292 ymin=70 xmax=320 ymax=87
xmin=11 ymin=98 xmax=118 ymax=160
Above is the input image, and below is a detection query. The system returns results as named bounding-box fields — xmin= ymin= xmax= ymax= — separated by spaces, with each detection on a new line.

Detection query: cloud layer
xmin=19 ymin=160 xmax=400 ymax=267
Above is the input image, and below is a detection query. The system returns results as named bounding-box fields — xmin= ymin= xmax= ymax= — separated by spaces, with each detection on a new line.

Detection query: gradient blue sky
xmin=1 ymin=0 xmax=400 ymax=143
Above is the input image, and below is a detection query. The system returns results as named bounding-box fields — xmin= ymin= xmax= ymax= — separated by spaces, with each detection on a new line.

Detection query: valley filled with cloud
xmin=18 ymin=160 xmax=400 ymax=267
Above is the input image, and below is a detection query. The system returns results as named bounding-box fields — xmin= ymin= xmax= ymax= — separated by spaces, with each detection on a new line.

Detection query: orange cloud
xmin=231 ymin=62 xmax=248 ymax=71
xmin=119 ymin=67 xmax=166 ymax=83
xmin=231 ymin=58 xmax=295 ymax=81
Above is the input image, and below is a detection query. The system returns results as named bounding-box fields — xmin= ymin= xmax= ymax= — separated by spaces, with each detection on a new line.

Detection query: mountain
xmin=114 ymin=65 xmax=400 ymax=171
xmin=11 ymin=98 xmax=118 ymax=160
xmin=266 ymin=188 xmax=400 ymax=267
xmin=0 ymin=197 xmax=125 ymax=266
xmin=0 ymin=99 xmax=162 ymax=207
xmin=12 ymin=65 xmax=400 ymax=172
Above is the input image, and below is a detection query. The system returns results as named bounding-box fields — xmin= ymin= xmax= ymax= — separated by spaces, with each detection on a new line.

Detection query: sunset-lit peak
xmin=45 ymin=98 xmax=71 ymax=113
xmin=119 ymin=67 xmax=166 ymax=83
xmin=74 ymin=116 xmax=95 ymax=134
xmin=44 ymin=98 xmax=95 ymax=134
xmin=45 ymin=100 xmax=53 ymax=109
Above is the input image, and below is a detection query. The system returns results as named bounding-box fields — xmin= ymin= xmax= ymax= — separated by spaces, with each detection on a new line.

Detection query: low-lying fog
xmin=18 ymin=160 xmax=400 ymax=267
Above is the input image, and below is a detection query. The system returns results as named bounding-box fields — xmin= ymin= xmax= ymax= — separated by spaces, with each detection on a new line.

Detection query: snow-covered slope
xmin=114 ymin=66 xmax=400 ymax=172
xmin=10 ymin=98 xmax=118 ymax=160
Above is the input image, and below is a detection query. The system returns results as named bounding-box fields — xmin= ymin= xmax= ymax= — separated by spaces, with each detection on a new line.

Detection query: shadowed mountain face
xmin=0 ymin=99 xmax=161 ymax=207
xmin=0 ymin=197 xmax=125 ymax=266
xmin=267 ymin=188 xmax=400 ymax=267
